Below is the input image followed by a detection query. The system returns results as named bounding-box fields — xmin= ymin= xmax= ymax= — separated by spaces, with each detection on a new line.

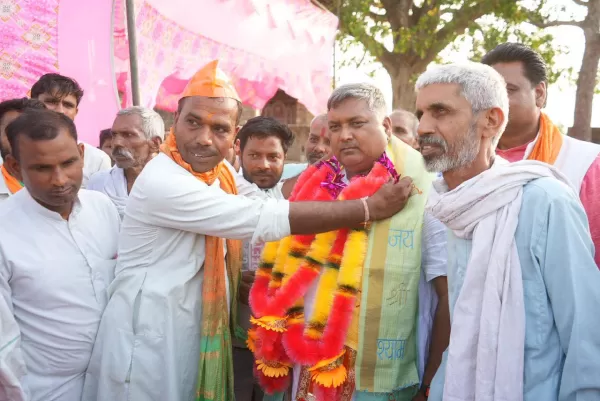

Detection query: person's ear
xmin=5 ymin=154 xmax=23 ymax=182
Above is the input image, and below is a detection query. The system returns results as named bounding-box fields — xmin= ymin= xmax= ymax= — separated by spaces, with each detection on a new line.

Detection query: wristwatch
xmin=420 ymin=383 xmax=430 ymax=399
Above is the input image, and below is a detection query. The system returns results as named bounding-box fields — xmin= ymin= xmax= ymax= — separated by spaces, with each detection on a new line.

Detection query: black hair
xmin=99 ymin=128 xmax=112 ymax=147
xmin=6 ymin=109 xmax=78 ymax=161
xmin=237 ymin=116 xmax=295 ymax=154
xmin=176 ymin=97 xmax=243 ymax=125
xmin=481 ymin=43 xmax=548 ymax=86
xmin=31 ymin=73 xmax=84 ymax=105
xmin=0 ymin=98 xmax=46 ymax=125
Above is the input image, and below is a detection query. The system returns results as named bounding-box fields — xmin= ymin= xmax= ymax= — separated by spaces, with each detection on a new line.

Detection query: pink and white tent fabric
xmin=114 ymin=0 xmax=338 ymax=115
xmin=0 ymin=0 xmax=337 ymax=145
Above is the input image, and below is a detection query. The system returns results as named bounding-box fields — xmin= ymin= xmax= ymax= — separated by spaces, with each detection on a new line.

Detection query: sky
xmin=334 ymin=1 xmax=599 ymax=131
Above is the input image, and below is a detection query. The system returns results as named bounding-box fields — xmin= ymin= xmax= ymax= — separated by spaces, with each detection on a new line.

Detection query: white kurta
xmin=87 ymin=167 xmax=128 ymax=219
xmin=82 ymin=154 xmax=291 ymax=401
xmin=0 ymin=189 xmax=120 ymax=401
xmin=0 ymin=169 xmax=9 ymax=202
xmin=81 ymin=143 xmax=111 ymax=189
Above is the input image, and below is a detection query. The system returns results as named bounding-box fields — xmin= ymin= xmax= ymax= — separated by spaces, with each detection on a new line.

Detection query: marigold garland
xmin=249 ymin=154 xmax=399 ymax=398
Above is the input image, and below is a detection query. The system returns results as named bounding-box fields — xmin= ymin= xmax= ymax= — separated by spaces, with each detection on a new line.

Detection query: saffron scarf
xmin=426 ymin=159 xmax=573 ymax=401
xmin=526 ymin=112 xmax=563 ymax=164
xmin=160 ymin=132 xmax=242 ymax=401
xmin=1 ymin=165 xmax=23 ymax=194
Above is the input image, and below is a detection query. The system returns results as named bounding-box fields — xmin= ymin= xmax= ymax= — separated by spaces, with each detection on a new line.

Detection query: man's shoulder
xmin=523 ymin=176 xmax=577 ymax=203
xmin=86 ymin=168 xmax=114 ymax=190
xmin=79 ymin=189 xmax=119 ymax=213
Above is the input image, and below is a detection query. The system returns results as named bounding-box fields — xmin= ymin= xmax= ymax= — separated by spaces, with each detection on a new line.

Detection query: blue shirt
xmin=280 ymin=163 xmax=308 ymax=180
xmin=430 ymin=177 xmax=600 ymax=401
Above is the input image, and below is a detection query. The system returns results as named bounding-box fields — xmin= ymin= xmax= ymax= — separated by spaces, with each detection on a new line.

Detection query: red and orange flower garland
xmin=249 ymin=154 xmax=398 ymax=398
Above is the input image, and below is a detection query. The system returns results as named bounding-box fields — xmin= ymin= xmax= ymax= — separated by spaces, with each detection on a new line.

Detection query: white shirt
xmin=82 ymin=153 xmax=291 ymax=401
xmin=0 ymin=167 xmax=9 ymax=202
xmin=87 ymin=167 xmax=128 ymax=219
xmin=0 ymin=189 xmax=120 ymax=401
xmin=81 ymin=143 xmax=111 ymax=189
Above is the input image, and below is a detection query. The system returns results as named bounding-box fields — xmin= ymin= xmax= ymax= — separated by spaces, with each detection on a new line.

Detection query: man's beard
xmin=242 ymin=167 xmax=279 ymax=190
xmin=419 ymin=121 xmax=480 ymax=173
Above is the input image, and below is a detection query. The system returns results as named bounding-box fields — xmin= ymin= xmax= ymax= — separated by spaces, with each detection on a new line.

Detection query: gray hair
xmin=327 ymin=83 xmax=387 ymax=117
xmin=117 ymin=106 xmax=165 ymax=140
xmin=415 ymin=62 xmax=509 ymax=144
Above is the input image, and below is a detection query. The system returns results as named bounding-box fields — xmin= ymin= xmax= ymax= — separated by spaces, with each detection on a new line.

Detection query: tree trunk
xmin=387 ymin=63 xmax=422 ymax=112
xmin=570 ymin=1 xmax=600 ymax=142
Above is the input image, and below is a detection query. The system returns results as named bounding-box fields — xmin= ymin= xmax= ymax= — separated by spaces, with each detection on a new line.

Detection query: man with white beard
xmin=414 ymin=62 xmax=600 ymax=401
xmin=87 ymin=107 xmax=164 ymax=218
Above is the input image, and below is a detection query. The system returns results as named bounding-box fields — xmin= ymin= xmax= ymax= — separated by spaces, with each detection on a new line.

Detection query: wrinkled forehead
xmin=416 ymin=83 xmax=470 ymax=112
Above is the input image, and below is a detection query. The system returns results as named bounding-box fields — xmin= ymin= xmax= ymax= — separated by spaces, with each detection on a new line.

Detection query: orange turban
xmin=181 ymin=60 xmax=240 ymax=102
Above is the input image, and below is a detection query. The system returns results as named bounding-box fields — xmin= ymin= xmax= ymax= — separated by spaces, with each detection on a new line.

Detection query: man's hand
xmin=239 ymin=271 xmax=255 ymax=305
xmin=366 ymin=176 xmax=413 ymax=221
xmin=412 ymin=391 xmax=427 ymax=401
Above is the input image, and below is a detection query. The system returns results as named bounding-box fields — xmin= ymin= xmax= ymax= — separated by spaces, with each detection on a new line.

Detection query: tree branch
xmin=572 ymin=0 xmax=588 ymax=7
xmin=427 ymin=2 xmax=491 ymax=62
xmin=369 ymin=10 xmax=388 ymax=24
xmin=531 ymin=19 xmax=583 ymax=28
xmin=411 ymin=0 xmax=439 ymax=26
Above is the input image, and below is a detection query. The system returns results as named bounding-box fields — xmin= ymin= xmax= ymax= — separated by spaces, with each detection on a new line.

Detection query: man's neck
xmin=443 ymin=151 xmax=495 ymax=191
xmin=497 ymin=115 xmax=541 ymax=151
xmin=36 ymin=198 xmax=74 ymax=221
xmin=124 ymin=166 xmax=143 ymax=194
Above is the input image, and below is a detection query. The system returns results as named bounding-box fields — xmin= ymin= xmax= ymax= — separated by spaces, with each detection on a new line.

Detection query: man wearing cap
xmin=82 ymin=61 xmax=414 ymax=401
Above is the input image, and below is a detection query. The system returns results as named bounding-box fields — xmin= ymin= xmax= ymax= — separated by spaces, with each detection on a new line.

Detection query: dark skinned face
xmin=173 ymin=97 xmax=239 ymax=173
xmin=239 ymin=136 xmax=285 ymax=189
xmin=5 ymin=128 xmax=84 ymax=219
xmin=36 ymin=91 xmax=79 ymax=121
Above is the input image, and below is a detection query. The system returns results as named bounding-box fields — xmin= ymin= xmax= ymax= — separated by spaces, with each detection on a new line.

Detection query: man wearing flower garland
xmin=416 ymin=62 xmax=600 ymax=401
xmin=82 ymin=60 xmax=415 ymax=401
xmin=282 ymin=83 xmax=449 ymax=401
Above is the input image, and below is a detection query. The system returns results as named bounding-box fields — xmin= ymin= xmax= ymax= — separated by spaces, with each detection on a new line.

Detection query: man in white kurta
xmin=82 ymin=61 xmax=415 ymax=401
xmin=87 ymin=106 xmax=165 ymax=218
xmin=0 ymin=109 xmax=121 ymax=401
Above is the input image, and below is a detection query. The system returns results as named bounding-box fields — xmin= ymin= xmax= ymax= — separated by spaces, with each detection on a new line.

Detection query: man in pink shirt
xmin=482 ymin=43 xmax=600 ymax=266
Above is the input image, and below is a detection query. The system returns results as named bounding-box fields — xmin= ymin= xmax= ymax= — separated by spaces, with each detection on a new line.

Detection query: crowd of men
xmin=0 ymin=42 xmax=599 ymax=401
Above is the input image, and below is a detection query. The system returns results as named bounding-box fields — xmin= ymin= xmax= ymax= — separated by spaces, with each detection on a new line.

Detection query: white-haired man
xmin=415 ymin=62 xmax=600 ymax=401
xmin=87 ymin=106 xmax=165 ymax=218
xmin=390 ymin=108 xmax=419 ymax=150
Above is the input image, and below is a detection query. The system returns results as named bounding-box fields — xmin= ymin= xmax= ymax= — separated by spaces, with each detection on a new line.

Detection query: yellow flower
xmin=256 ymin=359 xmax=292 ymax=378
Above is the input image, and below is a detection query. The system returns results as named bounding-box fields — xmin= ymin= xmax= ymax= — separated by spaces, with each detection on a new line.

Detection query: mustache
xmin=112 ymin=147 xmax=134 ymax=160
xmin=418 ymin=135 xmax=448 ymax=150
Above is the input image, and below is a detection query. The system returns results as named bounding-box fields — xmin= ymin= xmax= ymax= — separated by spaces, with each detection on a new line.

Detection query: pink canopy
xmin=0 ymin=0 xmax=337 ymax=146
xmin=115 ymin=0 xmax=337 ymax=115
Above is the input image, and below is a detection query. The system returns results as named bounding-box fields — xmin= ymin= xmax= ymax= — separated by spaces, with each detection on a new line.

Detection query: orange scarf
xmin=160 ymin=132 xmax=241 ymax=401
xmin=527 ymin=112 xmax=563 ymax=164
xmin=1 ymin=164 xmax=23 ymax=195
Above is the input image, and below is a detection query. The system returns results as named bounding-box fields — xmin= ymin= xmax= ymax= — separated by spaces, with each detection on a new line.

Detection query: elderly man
xmin=0 ymin=109 xmax=120 ymax=401
xmin=482 ymin=43 xmax=600 ymax=266
xmin=82 ymin=60 xmax=413 ymax=401
xmin=0 ymin=98 xmax=46 ymax=201
xmin=87 ymin=107 xmax=164 ymax=218
xmin=390 ymin=108 xmax=419 ymax=150
xmin=414 ymin=62 xmax=600 ymax=401
xmin=281 ymin=114 xmax=331 ymax=180
xmin=278 ymin=83 xmax=448 ymax=401
xmin=31 ymin=73 xmax=112 ymax=187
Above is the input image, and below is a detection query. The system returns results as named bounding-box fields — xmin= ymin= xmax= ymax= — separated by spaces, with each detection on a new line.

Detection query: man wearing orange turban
xmin=82 ymin=60 xmax=415 ymax=401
